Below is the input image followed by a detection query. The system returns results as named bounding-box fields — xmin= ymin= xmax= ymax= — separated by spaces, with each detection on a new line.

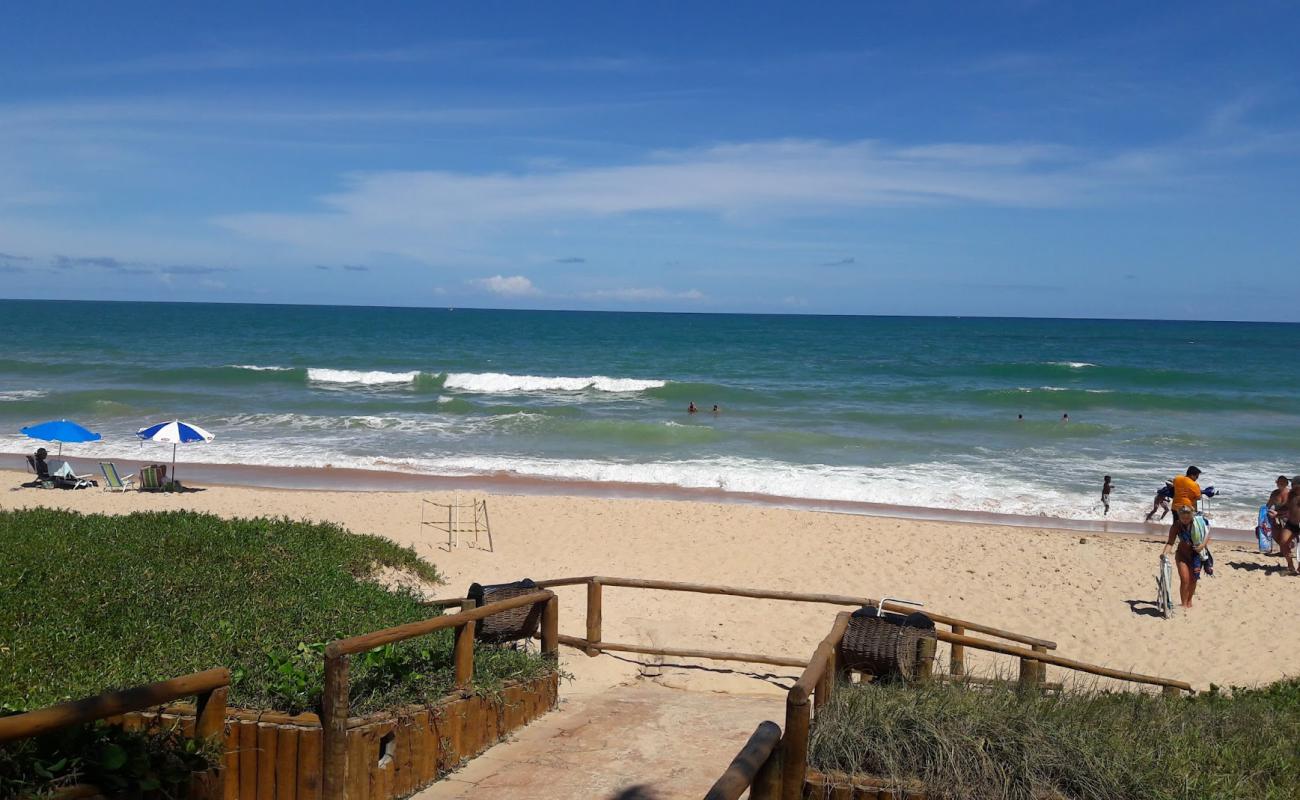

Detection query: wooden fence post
xmin=916 ymin=637 xmax=936 ymax=681
xmin=194 ymin=686 xmax=228 ymax=740
xmin=1033 ymin=644 xmax=1048 ymax=685
xmin=585 ymin=579 xmax=602 ymax=657
xmin=321 ymin=650 xmax=349 ymax=800
xmin=454 ymin=598 xmax=477 ymax=690
xmin=814 ymin=648 xmax=835 ymax=712
xmin=541 ymin=594 xmax=559 ymax=659
xmin=779 ymin=695 xmax=810 ymax=800
xmin=949 ymin=624 xmax=965 ymax=676
xmin=1018 ymin=656 xmax=1038 ymax=690
xmin=752 ymin=746 xmax=781 ymax=800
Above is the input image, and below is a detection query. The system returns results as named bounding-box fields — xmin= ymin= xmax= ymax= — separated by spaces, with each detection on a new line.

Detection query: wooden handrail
xmin=933 ymin=629 xmax=1193 ymax=693
xmin=322 ymin=590 xmax=559 ymax=800
xmin=327 ymin=590 xmax=554 ymax=656
xmin=0 ymin=668 xmax=231 ymax=744
xmin=534 ymin=575 xmax=1057 ymax=651
xmin=704 ymin=721 xmax=783 ymax=800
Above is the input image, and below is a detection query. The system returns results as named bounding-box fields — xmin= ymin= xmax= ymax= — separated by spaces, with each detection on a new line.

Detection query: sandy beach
xmin=5 ymin=467 xmax=1296 ymax=696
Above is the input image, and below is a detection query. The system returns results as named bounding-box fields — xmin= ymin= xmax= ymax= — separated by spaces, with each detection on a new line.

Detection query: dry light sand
xmin=5 ymin=468 xmax=1297 ymax=696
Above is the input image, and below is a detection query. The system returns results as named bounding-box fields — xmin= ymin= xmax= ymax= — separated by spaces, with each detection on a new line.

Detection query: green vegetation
xmin=809 ymin=678 xmax=1300 ymax=800
xmin=0 ymin=508 xmax=552 ymax=715
xmin=0 ymin=722 xmax=219 ymax=799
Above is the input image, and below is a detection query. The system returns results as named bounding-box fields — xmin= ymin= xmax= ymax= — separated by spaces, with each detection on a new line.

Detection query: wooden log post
xmin=454 ymin=598 xmax=477 ymax=690
xmin=949 ymin=624 xmax=966 ymax=676
xmin=1033 ymin=644 xmax=1048 ymax=685
xmin=814 ymin=648 xmax=836 ymax=712
xmin=751 ymin=746 xmax=781 ymax=800
xmin=780 ymin=695 xmax=810 ymax=800
xmin=1018 ymin=655 xmax=1038 ymax=690
xmin=194 ymin=686 xmax=228 ymax=740
xmin=915 ymin=637 xmax=936 ymax=681
xmin=585 ymin=579 xmax=603 ymax=657
xmin=321 ymin=649 xmax=350 ymax=800
xmin=541 ymin=593 xmax=559 ymax=660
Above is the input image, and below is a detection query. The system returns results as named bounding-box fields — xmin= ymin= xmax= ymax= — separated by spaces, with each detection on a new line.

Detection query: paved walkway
xmin=414 ymin=683 xmax=783 ymax=800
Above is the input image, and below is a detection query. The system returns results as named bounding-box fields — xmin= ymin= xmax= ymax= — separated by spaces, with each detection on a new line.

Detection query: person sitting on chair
xmin=32 ymin=447 xmax=51 ymax=479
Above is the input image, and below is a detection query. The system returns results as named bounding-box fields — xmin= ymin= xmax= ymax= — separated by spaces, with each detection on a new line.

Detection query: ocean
xmin=1 ymin=299 xmax=1295 ymax=529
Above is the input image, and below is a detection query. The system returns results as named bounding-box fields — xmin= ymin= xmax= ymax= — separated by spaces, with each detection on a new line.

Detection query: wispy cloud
xmin=471 ymin=274 xmax=539 ymax=296
xmin=45 ymin=253 xmax=233 ymax=278
xmin=218 ymin=137 xmax=1156 ymax=261
xmin=554 ymin=256 xmax=586 ymax=264
xmin=820 ymin=257 xmax=855 ymax=267
xmin=342 ymin=264 xmax=370 ymax=272
xmin=580 ymin=287 xmax=704 ymax=302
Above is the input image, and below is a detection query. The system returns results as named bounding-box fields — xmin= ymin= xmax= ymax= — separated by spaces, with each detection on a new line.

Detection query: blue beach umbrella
xmin=20 ymin=419 xmax=102 ymax=457
xmin=136 ymin=420 xmax=215 ymax=483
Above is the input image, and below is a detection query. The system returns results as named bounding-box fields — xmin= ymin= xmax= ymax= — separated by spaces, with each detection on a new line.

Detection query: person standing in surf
xmin=1172 ymin=466 xmax=1202 ymax=514
xmin=1101 ymin=475 xmax=1113 ymax=515
xmin=1145 ymin=481 xmax=1174 ymax=522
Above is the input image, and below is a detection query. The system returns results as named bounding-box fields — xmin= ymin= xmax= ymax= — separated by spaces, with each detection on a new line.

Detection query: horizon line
xmin=0 ymin=295 xmax=1295 ymax=326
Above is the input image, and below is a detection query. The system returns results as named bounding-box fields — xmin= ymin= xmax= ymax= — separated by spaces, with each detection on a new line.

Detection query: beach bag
xmin=1257 ymin=505 xmax=1273 ymax=553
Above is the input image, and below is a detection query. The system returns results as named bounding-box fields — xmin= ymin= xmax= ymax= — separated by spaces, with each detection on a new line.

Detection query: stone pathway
xmin=413 ymin=683 xmax=783 ymax=799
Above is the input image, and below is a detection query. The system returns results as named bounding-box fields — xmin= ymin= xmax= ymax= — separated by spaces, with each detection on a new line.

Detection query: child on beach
xmin=1101 ymin=476 xmax=1113 ymax=515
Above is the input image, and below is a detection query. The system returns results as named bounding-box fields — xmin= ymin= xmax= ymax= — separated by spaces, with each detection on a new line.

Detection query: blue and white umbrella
xmin=136 ymin=420 xmax=214 ymax=484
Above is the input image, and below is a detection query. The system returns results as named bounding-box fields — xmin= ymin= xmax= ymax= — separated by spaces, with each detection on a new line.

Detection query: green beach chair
xmin=138 ymin=464 xmax=165 ymax=492
xmin=99 ymin=462 xmax=136 ymax=492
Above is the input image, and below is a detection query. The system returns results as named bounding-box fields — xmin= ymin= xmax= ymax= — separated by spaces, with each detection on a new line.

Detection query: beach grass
xmin=809 ymin=677 xmax=1300 ymax=800
xmin=0 ymin=508 xmax=551 ymax=715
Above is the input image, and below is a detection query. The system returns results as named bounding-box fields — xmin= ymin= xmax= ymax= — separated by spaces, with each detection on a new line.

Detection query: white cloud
xmin=214 ymin=137 xmax=1166 ymax=261
xmin=581 ymin=287 xmax=704 ymax=302
xmin=471 ymin=274 xmax=539 ymax=296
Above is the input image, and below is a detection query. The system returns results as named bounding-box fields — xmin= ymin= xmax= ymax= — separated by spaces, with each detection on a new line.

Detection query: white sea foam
xmin=1050 ymin=361 xmax=1098 ymax=369
xmin=0 ymin=428 xmax=1265 ymax=529
xmin=307 ymin=368 xmax=419 ymax=385
xmin=0 ymin=390 xmax=45 ymax=401
xmin=443 ymin=372 xmax=665 ymax=393
xmin=229 ymin=364 xmax=293 ymax=371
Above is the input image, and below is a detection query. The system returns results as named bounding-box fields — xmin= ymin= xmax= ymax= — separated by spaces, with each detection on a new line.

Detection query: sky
xmin=1 ymin=1 xmax=1298 ymax=319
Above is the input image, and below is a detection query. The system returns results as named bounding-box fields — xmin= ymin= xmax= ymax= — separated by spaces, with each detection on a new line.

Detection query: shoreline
xmin=1 ymin=452 xmax=1251 ymax=541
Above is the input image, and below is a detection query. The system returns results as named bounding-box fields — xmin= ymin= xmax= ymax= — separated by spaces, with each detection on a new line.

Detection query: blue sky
xmin=1 ymin=2 xmax=1298 ymax=319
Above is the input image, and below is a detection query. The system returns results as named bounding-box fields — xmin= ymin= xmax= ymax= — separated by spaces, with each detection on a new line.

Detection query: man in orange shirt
xmin=1172 ymin=466 xmax=1202 ymax=512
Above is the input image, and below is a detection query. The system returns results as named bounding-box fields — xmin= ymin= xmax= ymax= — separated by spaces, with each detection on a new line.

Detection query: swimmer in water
xmin=687 ymin=402 xmax=697 ymax=413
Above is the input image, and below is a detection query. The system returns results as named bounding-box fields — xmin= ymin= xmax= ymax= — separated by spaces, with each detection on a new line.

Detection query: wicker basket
xmin=840 ymin=609 xmax=936 ymax=682
xmin=467 ymin=579 xmax=543 ymax=644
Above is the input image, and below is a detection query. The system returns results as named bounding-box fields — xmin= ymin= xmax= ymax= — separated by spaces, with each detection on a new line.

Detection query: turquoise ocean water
xmin=1 ymin=299 xmax=1296 ymax=528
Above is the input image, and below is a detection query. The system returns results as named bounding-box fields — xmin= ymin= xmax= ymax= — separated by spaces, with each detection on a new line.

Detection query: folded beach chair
xmin=138 ymin=464 xmax=165 ymax=492
xmin=1156 ymin=555 xmax=1175 ymax=619
xmin=99 ymin=462 xmax=136 ymax=492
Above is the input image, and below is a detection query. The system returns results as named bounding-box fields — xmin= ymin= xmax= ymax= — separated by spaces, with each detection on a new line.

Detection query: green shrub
xmin=809 ymin=677 xmax=1300 ymax=800
xmin=0 ymin=720 xmax=218 ymax=799
xmin=0 ymin=509 xmax=551 ymax=716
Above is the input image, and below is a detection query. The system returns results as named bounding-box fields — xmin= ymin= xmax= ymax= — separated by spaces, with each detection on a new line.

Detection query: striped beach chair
xmin=99 ymin=462 xmax=136 ymax=492
xmin=138 ymin=464 xmax=166 ymax=492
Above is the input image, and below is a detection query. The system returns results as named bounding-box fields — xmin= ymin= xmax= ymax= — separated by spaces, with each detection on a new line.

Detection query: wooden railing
xmin=706 ymin=609 xmax=1194 ymax=800
xmin=532 ymin=575 xmax=1057 ymax=671
xmin=703 ymin=720 xmax=782 ymax=800
xmin=320 ymin=590 xmax=558 ymax=800
xmin=0 ymin=668 xmax=231 ymax=799
xmin=0 ymin=667 xmax=231 ymax=744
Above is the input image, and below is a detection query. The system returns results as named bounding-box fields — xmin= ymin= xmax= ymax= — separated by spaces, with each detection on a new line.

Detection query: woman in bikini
xmin=1162 ymin=504 xmax=1209 ymax=608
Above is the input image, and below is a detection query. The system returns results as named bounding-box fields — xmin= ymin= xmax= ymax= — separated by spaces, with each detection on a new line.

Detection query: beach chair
xmin=99 ymin=462 xmax=136 ymax=492
xmin=138 ymin=464 xmax=165 ymax=492
xmin=23 ymin=455 xmax=55 ymax=489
